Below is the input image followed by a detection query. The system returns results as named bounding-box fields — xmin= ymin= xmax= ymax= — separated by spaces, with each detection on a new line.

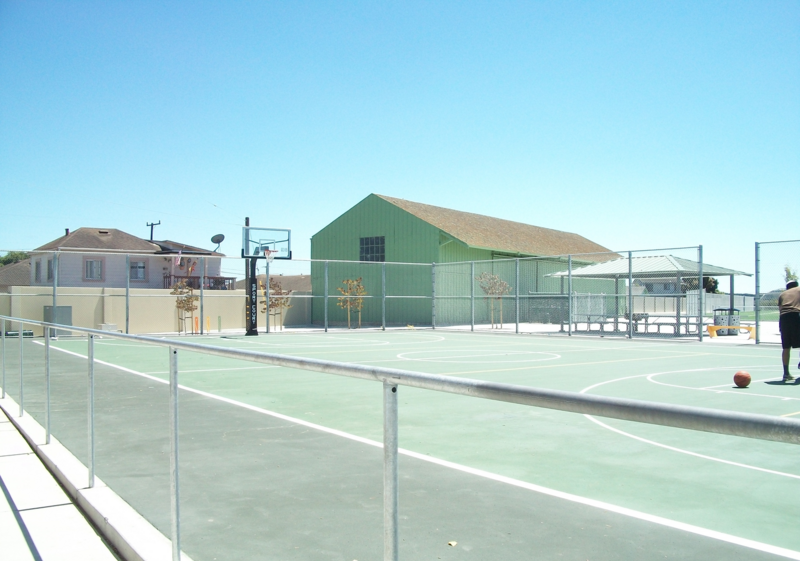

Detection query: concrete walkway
xmin=0 ymin=407 xmax=120 ymax=561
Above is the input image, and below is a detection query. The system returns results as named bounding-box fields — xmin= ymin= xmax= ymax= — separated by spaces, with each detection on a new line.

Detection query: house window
xmin=46 ymin=259 xmax=53 ymax=281
xmin=85 ymin=259 xmax=103 ymax=281
xmin=34 ymin=260 xmax=42 ymax=283
xmin=130 ymin=260 xmax=146 ymax=281
xmin=360 ymin=236 xmax=385 ymax=262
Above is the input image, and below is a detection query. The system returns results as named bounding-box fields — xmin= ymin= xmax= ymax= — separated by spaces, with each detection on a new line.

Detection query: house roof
xmin=33 ymin=228 xmax=222 ymax=256
xmin=548 ymin=255 xmax=750 ymax=278
xmin=35 ymin=228 xmax=161 ymax=253
xmin=376 ymin=195 xmax=615 ymax=261
xmin=0 ymin=258 xmax=31 ymax=289
xmin=153 ymin=240 xmax=224 ymax=257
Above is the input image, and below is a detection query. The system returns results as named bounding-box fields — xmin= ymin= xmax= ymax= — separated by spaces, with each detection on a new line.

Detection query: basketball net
xmin=264 ymin=249 xmax=277 ymax=263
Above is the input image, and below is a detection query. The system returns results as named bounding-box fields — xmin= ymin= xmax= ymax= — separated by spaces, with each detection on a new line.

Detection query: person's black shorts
xmin=780 ymin=312 xmax=800 ymax=349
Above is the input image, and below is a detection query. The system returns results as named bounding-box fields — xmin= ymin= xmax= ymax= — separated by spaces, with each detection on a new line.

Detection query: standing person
xmin=779 ymin=280 xmax=800 ymax=382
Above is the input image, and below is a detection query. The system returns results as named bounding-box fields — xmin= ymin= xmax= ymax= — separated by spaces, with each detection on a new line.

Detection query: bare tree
xmin=170 ymin=280 xmax=199 ymax=334
xmin=475 ymin=272 xmax=512 ymax=328
xmin=260 ymin=277 xmax=293 ymax=331
xmin=337 ymin=277 xmax=367 ymax=329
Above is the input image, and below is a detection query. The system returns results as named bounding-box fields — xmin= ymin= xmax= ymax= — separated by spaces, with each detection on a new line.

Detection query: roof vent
xmin=98 ymin=230 xmax=109 ymax=235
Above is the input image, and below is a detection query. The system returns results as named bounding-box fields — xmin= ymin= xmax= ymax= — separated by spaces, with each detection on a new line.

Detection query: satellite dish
xmin=211 ymin=234 xmax=225 ymax=252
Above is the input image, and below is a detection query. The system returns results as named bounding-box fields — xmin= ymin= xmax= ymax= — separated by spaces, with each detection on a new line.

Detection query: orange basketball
xmin=734 ymin=371 xmax=751 ymax=388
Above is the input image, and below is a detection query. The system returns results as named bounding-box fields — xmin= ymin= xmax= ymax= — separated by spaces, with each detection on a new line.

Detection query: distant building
xmin=30 ymin=228 xmax=233 ymax=290
xmin=310 ymin=194 xmax=616 ymax=326
xmin=0 ymin=258 xmax=31 ymax=293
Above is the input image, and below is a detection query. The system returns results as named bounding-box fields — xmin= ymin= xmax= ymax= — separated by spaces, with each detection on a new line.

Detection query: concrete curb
xmin=0 ymin=395 xmax=193 ymax=561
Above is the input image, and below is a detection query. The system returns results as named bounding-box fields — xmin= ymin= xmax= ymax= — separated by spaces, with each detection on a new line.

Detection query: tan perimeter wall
xmin=0 ymin=287 xmax=312 ymax=336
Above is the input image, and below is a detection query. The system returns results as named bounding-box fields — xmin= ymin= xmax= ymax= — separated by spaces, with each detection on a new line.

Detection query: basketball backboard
xmin=241 ymin=227 xmax=291 ymax=259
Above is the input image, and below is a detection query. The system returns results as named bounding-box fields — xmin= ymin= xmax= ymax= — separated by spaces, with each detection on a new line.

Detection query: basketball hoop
xmin=264 ymin=249 xmax=277 ymax=263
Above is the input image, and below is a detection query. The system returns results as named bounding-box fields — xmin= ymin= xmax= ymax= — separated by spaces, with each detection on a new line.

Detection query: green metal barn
xmin=311 ymin=194 xmax=617 ymax=328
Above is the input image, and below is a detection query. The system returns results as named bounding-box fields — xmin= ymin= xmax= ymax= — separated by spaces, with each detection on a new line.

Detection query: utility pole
xmin=147 ymin=221 xmax=161 ymax=241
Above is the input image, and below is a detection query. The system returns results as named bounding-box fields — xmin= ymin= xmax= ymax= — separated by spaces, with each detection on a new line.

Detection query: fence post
xmin=1 ymin=319 xmax=5 ymax=398
xmin=470 ymin=261 xmax=475 ymax=332
xmin=200 ymin=257 xmax=205 ymax=335
xmin=18 ymin=321 xmax=24 ymax=417
xmin=53 ymin=251 xmax=59 ymax=322
xmin=45 ymin=327 xmax=51 ymax=444
xmin=88 ymin=334 xmax=95 ymax=488
xmin=515 ymin=259 xmax=520 ymax=334
xmin=567 ymin=256 xmax=573 ymax=336
xmin=628 ymin=251 xmax=634 ymax=339
xmin=382 ymin=263 xmax=386 ymax=331
xmin=169 ymin=347 xmax=181 ymax=561
xmin=755 ymin=242 xmax=760 ymax=344
xmin=431 ymin=263 xmax=436 ymax=329
xmin=324 ymin=261 xmax=329 ymax=333
xmin=265 ymin=258 xmax=270 ymax=334
xmin=125 ymin=254 xmax=130 ymax=334
xmin=383 ymin=382 xmax=399 ymax=561
xmin=698 ymin=245 xmax=704 ymax=341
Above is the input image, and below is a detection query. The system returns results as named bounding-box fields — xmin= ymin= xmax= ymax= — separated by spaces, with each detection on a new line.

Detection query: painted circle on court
xmin=397 ymin=349 xmax=560 ymax=363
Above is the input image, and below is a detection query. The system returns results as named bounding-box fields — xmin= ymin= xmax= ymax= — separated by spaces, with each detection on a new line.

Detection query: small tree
xmin=475 ymin=272 xmax=512 ymax=328
xmin=785 ymin=266 xmax=798 ymax=283
xmin=170 ymin=280 xmax=199 ymax=334
xmin=260 ymin=277 xmax=293 ymax=330
xmin=337 ymin=277 xmax=367 ymax=329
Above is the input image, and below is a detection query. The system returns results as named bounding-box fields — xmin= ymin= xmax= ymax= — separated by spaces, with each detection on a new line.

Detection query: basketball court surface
xmin=1 ymin=329 xmax=798 ymax=560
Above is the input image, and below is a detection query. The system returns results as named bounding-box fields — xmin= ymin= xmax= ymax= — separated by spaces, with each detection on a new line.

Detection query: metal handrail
xmin=2 ymin=314 xmax=799 ymax=561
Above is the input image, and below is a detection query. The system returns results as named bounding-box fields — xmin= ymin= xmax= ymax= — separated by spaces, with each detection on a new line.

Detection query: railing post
xmin=383 ymin=382 xmax=399 ymax=561
xmin=200 ymin=257 xmax=205 ymax=335
xmin=470 ymin=261 xmax=475 ymax=332
xmin=382 ymin=263 xmax=386 ymax=331
xmin=431 ymin=263 xmax=436 ymax=329
xmin=628 ymin=251 xmax=634 ymax=339
xmin=169 ymin=347 xmax=182 ymax=561
xmin=88 ymin=334 xmax=95 ymax=488
xmin=567 ymin=257 xmax=573 ymax=336
xmin=515 ymin=259 xmax=520 ymax=334
xmin=18 ymin=321 xmax=24 ymax=417
xmin=324 ymin=261 xmax=329 ymax=333
xmin=125 ymin=253 xmax=130 ymax=334
xmin=45 ymin=327 xmax=51 ymax=444
xmin=755 ymin=242 xmax=761 ymax=344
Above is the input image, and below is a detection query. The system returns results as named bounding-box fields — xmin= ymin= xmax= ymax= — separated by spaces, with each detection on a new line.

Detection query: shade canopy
xmin=548 ymin=255 xmax=751 ymax=279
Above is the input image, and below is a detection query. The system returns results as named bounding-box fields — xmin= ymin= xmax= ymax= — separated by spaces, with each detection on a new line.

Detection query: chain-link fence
xmin=0 ymin=245 xmax=741 ymax=340
xmin=756 ymin=239 xmax=800 ymax=344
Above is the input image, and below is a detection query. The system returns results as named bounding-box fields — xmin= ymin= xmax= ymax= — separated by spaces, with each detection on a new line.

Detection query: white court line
xmin=580 ymin=369 xmax=800 ymax=480
xmin=35 ymin=342 xmax=800 ymax=560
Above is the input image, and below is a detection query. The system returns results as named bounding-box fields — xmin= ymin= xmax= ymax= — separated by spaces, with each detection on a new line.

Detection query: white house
xmin=30 ymin=228 xmax=232 ymax=290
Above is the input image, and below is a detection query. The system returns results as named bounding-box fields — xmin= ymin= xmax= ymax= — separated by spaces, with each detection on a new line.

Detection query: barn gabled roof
xmin=376 ymin=195 xmax=615 ymax=261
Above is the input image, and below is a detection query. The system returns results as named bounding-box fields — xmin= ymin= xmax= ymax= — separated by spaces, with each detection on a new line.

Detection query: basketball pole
xmin=246 ymin=257 xmax=258 ymax=336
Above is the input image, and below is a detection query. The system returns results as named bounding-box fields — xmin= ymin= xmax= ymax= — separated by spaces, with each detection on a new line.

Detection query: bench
xmin=706 ymin=325 xmax=755 ymax=339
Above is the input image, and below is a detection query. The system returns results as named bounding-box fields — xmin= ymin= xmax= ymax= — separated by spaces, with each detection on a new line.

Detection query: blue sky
xmin=1 ymin=1 xmax=798 ymax=290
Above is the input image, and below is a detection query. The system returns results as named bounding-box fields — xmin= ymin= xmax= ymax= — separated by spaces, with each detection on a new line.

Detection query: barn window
xmin=360 ymin=236 xmax=385 ymax=262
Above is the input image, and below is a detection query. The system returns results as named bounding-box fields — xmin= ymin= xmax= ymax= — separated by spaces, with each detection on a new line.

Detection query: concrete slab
xmin=22 ymin=503 xmax=119 ymax=561
xmin=0 ymin=508 xmax=36 ymax=561
xmin=0 ymin=453 xmax=71 ymax=511
xmin=0 ymin=423 xmax=35 ymax=455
